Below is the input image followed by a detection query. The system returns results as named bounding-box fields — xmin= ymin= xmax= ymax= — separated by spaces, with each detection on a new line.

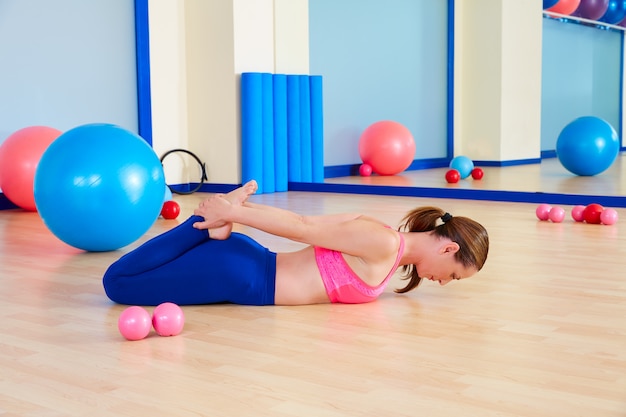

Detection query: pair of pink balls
xmin=535 ymin=204 xmax=566 ymax=223
xmin=118 ymin=302 xmax=185 ymax=341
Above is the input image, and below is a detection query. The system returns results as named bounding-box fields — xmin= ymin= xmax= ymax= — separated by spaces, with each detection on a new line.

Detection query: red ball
xmin=471 ymin=167 xmax=484 ymax=180
xmin=583 ymin=203 xmax=604 ymax=224
xmin=445 ymin=169 xmax=460 ymax=184
xmin=161 ymin=200 xmax=181 ymax=220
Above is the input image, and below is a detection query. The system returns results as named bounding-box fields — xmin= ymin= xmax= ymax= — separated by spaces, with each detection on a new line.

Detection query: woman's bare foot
xmin=207 ymin=180 xmax=258 ymax=240
xmin=224 ymin=180 xmax=258 ymax=206
xmin=208 ymin=222 xmax=232 ymax=240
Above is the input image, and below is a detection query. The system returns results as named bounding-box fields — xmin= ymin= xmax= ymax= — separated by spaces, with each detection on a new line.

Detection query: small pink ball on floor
xmin=571 ymin=205 xmax=585 ymax=222
xmin=152 ymin=302 xmax=185 ymax=337
xmin=535 ymin=204 xmax=552 ymax=221
xmin=359 ymin=163 xmax=372 ymax=177
xmin=548 ymin=206 xmax=565 ymax=223
xmin=600 ymin=208 xmax=618 ymax=225
xmin=118 ymin=306 xmax=152 ymax=341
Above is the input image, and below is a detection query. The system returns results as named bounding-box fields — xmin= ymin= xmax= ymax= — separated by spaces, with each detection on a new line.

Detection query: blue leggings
xmin=102 ymin=216 xmax=277 ymax=306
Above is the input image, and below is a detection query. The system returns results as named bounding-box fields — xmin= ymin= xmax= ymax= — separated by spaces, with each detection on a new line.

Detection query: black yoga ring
xmin=159 ymin=149 xmax=208 ymax=195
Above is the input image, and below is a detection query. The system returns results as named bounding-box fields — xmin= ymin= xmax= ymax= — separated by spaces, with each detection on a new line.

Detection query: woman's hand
xmin=192 ymin=194 xmax=233 ymax=230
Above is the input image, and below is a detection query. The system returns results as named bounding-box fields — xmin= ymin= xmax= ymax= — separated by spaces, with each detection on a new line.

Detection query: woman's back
xmin=274 ymin=226 xmax=402 ymax=305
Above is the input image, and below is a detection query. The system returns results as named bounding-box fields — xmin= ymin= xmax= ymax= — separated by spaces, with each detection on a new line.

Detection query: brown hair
xmin=395 ymin=206 xmax=489 ymax=293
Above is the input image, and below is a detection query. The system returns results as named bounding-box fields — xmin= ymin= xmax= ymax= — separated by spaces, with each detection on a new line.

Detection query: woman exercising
xmin=103 ymin=181 xmax=489 ymax=306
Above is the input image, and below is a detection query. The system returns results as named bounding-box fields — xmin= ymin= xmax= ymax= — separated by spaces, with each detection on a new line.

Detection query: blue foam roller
xmin=299 ymin=75 xmax=312 ymax=182
xmin=309 ymin=75 xmax=324 ymax=183
xmin=273 ymin=74 xmax=288 ymax=192
xmin=261 ymin=73 xmax=275 ymax=193
xmin=241 ymin=72 xmax=264 ymax=193
xmin=286 ymin=75 xmax=301 ymax=182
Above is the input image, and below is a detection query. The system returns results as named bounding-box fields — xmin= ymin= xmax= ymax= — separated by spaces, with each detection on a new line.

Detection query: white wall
xmin=454 ymin=0 xmax=543 ymax=162
xmin=274 ymin=0 xmax=310 ymax=74
xmin=148 ymin=0 xmax=189 ymax=182
xmin=500 ymin=1 xmax=543 ymax=160
xmin=149 ymin=0 xmax=309 ymax=185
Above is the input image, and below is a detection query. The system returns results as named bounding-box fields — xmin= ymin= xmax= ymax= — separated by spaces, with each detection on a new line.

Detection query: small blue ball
xmin=449 ymin=156 xmax=474 ymax=179
xmin=556 ymin=116 xmax=619 ymax=177
xmin=34 ymin=123 xmax=165 ymax=251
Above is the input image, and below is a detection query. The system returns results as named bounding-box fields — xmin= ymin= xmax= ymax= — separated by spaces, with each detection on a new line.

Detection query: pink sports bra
xmin=314 ymin=231 xmax=405 ymax=304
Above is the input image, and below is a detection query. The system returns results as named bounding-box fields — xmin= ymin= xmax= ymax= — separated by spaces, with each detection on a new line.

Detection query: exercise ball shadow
xmin=34 ymin=123 xmax=165 ymax=252
xmin=555 ymin=116 xmax=619 ymax=176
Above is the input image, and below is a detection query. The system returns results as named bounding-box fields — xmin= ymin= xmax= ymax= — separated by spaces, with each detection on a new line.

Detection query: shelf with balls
xmin=543 ymin=0 xmax=626 ymax=32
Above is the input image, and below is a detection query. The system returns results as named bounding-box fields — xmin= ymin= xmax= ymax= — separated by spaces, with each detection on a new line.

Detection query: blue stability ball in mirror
xmin=555 ymin=116 xmax=620 ymax=176
xmin=599 ymin=0 xmax=626 ymax=24
xmin=34 ymin=123 xmax=166 ymax=251
xmin=449 ymin=156 xmax=475 ymax=179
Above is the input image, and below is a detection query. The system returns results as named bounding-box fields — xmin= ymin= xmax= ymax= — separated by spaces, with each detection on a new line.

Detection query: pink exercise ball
xmin=547 ymin=0 xmax=582 ymax=15
xmin=358 ymin=120 xmax=416 ymax=176
xmin=152 ymin=302 xmax=185 ymax=337
xmin=600 ymin=208 xmax=618 ymax=225
xmin=535 ymin=204 xmax=552 ymax=221
xmin=549 ymin=206 xmax=566 ymax=223
xmin=571 ymin=205 xmax=585 ymax=222
xmin=118 ymin=306 xmax=152 ymax=341
xmin=0 ymin=126 xmax=62 ymax=211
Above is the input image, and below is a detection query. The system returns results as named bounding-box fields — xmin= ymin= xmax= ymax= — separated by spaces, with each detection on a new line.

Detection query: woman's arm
xmin=193 ymin=196 xmax=398 ymax=261
xmin=244 ymin=202 xmax=368 ymax=225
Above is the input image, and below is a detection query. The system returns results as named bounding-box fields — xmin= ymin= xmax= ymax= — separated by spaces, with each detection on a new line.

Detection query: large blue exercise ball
xmin=599 ymin=0 xmax=626 ymax=24
xmin=555 ymin=116 xmax=620 ymax=176
xmin=34 ymin=123 xmax=166 ymax=251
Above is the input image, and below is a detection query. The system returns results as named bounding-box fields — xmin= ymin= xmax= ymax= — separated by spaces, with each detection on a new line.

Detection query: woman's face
xmin=418 ymin=242 xmax=478 ymax=286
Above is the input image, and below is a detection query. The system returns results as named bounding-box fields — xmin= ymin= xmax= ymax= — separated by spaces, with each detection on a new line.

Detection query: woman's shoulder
xmin=356 ymin=220 xmax=402 ymax=262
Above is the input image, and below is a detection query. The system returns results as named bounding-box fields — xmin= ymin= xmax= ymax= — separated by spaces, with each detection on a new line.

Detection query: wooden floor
xmin=1 ymin=165 xmax=625 ymax=416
